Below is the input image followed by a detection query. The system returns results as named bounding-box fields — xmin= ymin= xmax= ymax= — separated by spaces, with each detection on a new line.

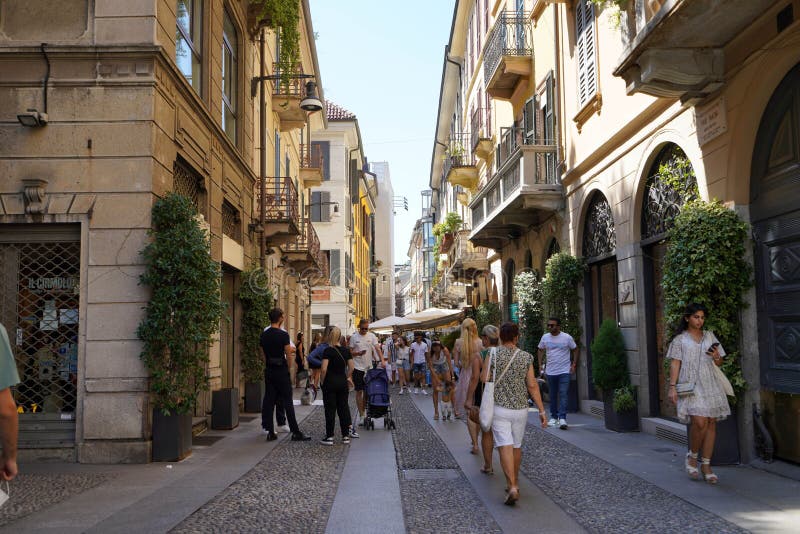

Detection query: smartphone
xmin=706 ymin=342 xmax=720 ymax=354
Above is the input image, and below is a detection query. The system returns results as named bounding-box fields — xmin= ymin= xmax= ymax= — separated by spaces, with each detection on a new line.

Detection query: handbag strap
xmin=493 ymin=348 xmax=519 ymax=385
xmin=334 ymin=347 xmax=348 ymax=367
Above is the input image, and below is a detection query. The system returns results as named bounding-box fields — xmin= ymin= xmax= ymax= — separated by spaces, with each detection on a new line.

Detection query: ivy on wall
xmin=515 ymin=270 xmax=544 ymax=371
xmin=251 ymin=0 xmax=301 ymax=86
xmin=541 ymin=253 xmax=586 ymax=348
xmin=239 ymin=266 xmax=274 ymax=383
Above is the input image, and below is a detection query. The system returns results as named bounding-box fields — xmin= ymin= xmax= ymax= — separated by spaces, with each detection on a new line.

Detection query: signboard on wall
xmin=509 ymin=302 xmax=519 ymax=323
xmin=695 ymin=97 xmax=728 ymax=146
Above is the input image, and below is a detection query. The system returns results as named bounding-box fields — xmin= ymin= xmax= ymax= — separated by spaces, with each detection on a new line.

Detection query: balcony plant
xmin=137 ymin=192 xmax=226 ymax=461
xmin=249 ymin=0 xmax=300 ymax=87
xmin=239 ymin=265 xmax=274 ymax=412
xmin=591 ymin=319 xmax=638 ymax=432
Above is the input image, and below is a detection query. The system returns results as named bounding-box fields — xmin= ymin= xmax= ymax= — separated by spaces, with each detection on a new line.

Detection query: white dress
xmin=666 ymin=331 xmax=731 ymax=424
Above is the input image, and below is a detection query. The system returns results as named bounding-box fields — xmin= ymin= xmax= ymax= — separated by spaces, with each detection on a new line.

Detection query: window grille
xmin=582 ymin=192 xmax=616 ymax=260
xmin=221 ymin=201 xmax=241 ymax=243
xmin=173 ymin=159 xmax=206 ymax=217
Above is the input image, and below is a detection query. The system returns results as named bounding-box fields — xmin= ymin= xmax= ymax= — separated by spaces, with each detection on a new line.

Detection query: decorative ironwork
xmin=300 ymin=143 xmax=323 ymax=169
xmin=221 ymin=201 xmax=241 ymax=243
xmin=582 ymin=192 xmax=616 ymax=259
xmin=484 ymin=11 xmax=532 ymax=85
xmin=443 ymin=132 xmax=476 ymax=179
xmin=254 ymin=177 xmax=298 ymax=223
xmin=641 ymin=144 xmax=698 ymax=240
xmin=271 ymin=62 xmax=304 ymax=96
xmin=173 ymin=159 xmax=205 ymax=215
xmin=470 ymin=107 xmax=492 ymax=150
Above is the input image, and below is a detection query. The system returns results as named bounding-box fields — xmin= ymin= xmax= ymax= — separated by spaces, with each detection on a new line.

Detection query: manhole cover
xmin=193 ymin=435 xmax=225 ymax=447
xmin=401 ymin=469 xmax=460 ymax=481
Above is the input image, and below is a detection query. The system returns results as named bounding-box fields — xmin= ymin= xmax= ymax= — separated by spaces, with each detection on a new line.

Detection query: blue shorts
xmin=434 ymin=363 xmax=449 ymax=376
xmin=412 ymin=363 xmax=426 ymax=375
xmin=397 ymin=360 xmax=411 ymax=371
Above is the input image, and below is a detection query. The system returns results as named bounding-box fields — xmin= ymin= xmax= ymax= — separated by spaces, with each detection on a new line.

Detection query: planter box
xmin=244 ymin=381 xmax=264 ymax=413
xmin=602 ymin=391 xmax=639 ymax=432
xmin=152 ymin=410 xmax=192 ymax=462
xmin=687 ymin=407 xmax=740 ymax=465
xmin=211 ymin=388 xmax=239 ymax=430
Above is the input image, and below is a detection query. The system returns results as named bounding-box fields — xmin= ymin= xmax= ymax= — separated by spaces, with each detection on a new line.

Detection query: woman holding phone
xmin=667 ymin=303 xmax=730 ymax=484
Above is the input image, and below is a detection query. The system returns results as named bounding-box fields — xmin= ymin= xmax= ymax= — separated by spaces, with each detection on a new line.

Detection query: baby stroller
xmin=363 ymin=362 xmax=396 ymax=430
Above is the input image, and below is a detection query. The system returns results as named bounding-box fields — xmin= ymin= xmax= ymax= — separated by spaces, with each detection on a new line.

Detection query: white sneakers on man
xmin=558 ymin=418 xmax=568 ymax=430
xmin=548 ymin=418 xmax=558 ymax=427
xmin=277 ymin=424 xmax=291 ymax=433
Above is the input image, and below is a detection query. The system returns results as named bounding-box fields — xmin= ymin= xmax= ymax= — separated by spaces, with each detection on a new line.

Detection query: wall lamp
xmin=308 ymin=200 xmax=340 ymax=219
xmin=18 ymin=109 xmax=48 ymax=127
xmin=251 ymin=72 xmax=323 ymax=112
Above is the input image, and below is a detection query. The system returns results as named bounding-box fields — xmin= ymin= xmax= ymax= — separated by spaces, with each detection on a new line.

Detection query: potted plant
xmin=591 ymin=319 xmax=638 ymax=432
xmin=137 ymin=193 xmax=226 ymax=461
xmin=239 ymin=266 xmax=273 ymax=413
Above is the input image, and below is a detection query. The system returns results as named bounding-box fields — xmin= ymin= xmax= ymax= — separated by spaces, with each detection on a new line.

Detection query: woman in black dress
xmin=294 ymin=332 xmax=306 ymax=388
xmin=320 ymin=326 xmax=354 ymax=445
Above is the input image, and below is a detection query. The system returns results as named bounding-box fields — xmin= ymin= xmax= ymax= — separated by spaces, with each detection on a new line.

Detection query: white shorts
xmin=492 ymin=406 xmax=528 ymax=448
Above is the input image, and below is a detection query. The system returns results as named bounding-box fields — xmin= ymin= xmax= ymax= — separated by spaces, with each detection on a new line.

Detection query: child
xmin=439 ymin=380 xmax=454 ymax=421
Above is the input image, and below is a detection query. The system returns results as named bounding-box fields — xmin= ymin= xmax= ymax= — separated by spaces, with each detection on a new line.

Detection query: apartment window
xmin=222 ymin=10 xmax=238 ymax=144
xmin=310 ymin=191 xmax=332 ymax=222
xmin=576 ymin=0 xmax=597 ymax=109
xmin=176 ymin=0 xmax=202 ymax=95
xmin=221 ymin=200 xmax=241 ymax=243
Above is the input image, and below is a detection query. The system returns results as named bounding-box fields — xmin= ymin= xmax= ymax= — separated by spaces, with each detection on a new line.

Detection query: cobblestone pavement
xmin=390 ymin=391 xmax=503 ymax=534
xmin=0 ymin=472 xmax=111 ymax=527
xmin=172 ymin=405 xmax=347 ymax=534
xmin=519 ymin=425 xmax=749 ymax=534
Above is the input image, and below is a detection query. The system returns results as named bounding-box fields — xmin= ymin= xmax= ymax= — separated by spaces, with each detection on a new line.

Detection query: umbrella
xmin=405 ymin=308 xmax=465 ymax=330
xmin=368 ymin=315 xmax=419 ymax=330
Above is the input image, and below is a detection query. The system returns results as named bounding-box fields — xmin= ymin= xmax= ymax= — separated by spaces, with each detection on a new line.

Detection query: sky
xmin=309 ymin=0 xmax=456 ymax=264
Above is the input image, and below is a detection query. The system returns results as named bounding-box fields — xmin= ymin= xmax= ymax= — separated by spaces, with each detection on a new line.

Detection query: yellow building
xmin=0 ymin=0 xmax=326 ymax=462
xmin=353 ymin=166 xmax=377 ymax=325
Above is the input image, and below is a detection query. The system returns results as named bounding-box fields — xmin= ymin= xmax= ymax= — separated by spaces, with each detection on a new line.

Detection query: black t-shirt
xmin=322 ymin=346 xmax=352 ymax=376
xmin=260 ymin=327 xmax=290 ymax=367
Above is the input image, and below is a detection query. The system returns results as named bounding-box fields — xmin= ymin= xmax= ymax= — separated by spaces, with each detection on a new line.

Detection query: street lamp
xmin=307 ymin=200 xmax=340 ymax=219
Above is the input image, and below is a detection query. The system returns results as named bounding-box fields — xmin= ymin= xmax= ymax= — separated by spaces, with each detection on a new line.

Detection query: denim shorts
xmin=433 ymin=363 xmax=449 ymax=376
xmin=412 ymin=362 xmax=426 ymax=375
xmin=396 ymin=360 xmax=410 ymax=371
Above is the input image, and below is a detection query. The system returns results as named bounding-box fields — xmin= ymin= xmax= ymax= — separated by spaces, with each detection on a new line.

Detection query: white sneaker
xmin=277 ymin=424 xmax=291 ymax=433
xmin=413 ymin=388 xmax=419 ymax=394
xmin=421 ymin=388 xmax=428 ymax=395
xmin=558 ymin=418 xmax=568 ymax=430
xmin=399 ymin=388 xmax=405 ymax=395
xmin=548 ymin=418 xmax=558 ymax=427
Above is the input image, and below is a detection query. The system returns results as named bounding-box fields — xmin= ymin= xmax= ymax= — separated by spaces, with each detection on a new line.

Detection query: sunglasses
xmin=547 ymin=323 xmax=557 ymax=328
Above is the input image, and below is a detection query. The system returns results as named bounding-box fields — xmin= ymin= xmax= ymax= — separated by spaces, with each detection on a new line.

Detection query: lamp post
xmin=255 ymin=29 xmax=324 ymax=268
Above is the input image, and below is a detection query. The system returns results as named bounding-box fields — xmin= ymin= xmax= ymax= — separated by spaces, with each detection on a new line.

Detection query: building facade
xmin=369 ymin=161 xmax=396 ymax=320
xmin=0 ymin=0 xmax=326 ymax=462
xmin=430 ymin=0 xmax=800 ymax=464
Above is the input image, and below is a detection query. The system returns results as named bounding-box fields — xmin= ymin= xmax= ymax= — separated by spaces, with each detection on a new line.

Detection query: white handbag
xmin=479 ymin=348 xmax=518 ymax=433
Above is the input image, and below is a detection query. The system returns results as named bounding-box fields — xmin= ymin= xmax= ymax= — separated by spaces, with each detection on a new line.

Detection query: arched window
xmin=546 ymin=238 xmax=560 ymax=261
xmin=582 ymin=192 xmax=616 ymax=260
xmin=641 ymin=144 xmax=697 ymax=241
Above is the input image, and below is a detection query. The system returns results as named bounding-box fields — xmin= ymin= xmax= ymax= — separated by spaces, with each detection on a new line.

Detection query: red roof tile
xmin=326 ymin=100 xmax=356 ymax=121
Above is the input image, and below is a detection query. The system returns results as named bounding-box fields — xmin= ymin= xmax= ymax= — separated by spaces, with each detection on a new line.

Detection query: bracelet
xmin=669 ymin=384 xmax=676 ymax=387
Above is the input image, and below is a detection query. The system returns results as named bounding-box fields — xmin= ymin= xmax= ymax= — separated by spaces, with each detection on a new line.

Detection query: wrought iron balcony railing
xmin=470 ymin=107 xmax=492 ymax=150
xmin=483 ymin=11 xmax=533 ymax=87
xmin=271 ymin=62 xmax=304 ymax=96
xmin=300 ymin=143 xmax=323 ymax=169
xmin=284 ymin=217 xmax=329 ymax=280
xmin=255 ymin=176 xmax=298 ymax=223
xmin=442 ymin=132 xmax=477 ymax=179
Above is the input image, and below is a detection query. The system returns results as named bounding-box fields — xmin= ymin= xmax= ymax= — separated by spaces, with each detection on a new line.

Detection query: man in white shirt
xmin=409 ymin=331 xmax=429 ymax=395
xmin=349 ymin=318 xmax=385 ymax=430
xmin=383 ymin=331 xmax=400 ymax=385
xmin=537 ymin=317 xmax=578 ymax=430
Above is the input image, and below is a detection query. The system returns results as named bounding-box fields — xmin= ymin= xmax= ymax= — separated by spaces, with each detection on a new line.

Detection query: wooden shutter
xmin=329 ymin=249 xmax=340 ymax=286
xmin=545 ymin=70 xmax=555 ymax=143
xmin=321 ymin=191 xmax=331 ymax=221
xmin=523 ymin=96 xmax=536 ymax=144
xmin=310 ymin=192 xmax=322 ymax=222
xmin=576 ymin=0 xmax=597 ymax=108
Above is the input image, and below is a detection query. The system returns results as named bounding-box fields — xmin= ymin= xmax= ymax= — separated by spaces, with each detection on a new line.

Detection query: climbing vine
xmin=541 ymin=253 xmax=585 ymax=348
xmin=239 ymin=266 xmax=274 ymax=383
xmin=251 ymin=0 xmax=301 ymax=86
xmin=515 ymin=271 xmax=544 ymax=371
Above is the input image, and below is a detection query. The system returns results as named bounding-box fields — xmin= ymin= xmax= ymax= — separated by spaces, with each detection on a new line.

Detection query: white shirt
xmin=410 ymin=341 xmax=428 ymax=365
xmin=349 ymin=331 xmax=379 ymax=371
xmin=538 ymin=332 xmax=577 ymax=376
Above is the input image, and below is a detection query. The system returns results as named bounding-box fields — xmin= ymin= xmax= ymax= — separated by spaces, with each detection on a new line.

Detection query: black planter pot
xmin=212 ymin=387 xmax=239 ymax=430
xmin=152 ymin=409 xmax=192 ymax=462
xmin=244 ymin=381 xmax=264 ymax=413
xmin=602 ymin=391 xmax=639 ymax=432
xmin=687 ymin=406 xmax=740 ymax=465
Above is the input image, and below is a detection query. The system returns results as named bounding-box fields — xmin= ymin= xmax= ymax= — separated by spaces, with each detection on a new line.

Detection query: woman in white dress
xmin=667 ymin=303 xmax=730 ymax=484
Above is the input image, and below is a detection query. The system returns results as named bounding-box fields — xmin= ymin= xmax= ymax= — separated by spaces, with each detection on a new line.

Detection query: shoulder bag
xmin=479 ymin=348 xmax=519 ymax=433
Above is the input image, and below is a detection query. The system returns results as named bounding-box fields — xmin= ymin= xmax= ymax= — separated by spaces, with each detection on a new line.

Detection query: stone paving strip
xmin=172 ymin=406 xmax=347 ymax=534
xmin=390 ymin=391 xmax=503 ymax=534
xmin=0 ymin=472 xmax=111 ymax=527
xmin=520 ymin=426 xmax=749 ymax=534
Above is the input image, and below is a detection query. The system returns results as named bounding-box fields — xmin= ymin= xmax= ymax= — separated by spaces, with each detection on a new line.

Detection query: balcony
xmin=469 ymin=127 xmax=560 ymax=250
xmin=254 ymin=176 xmax=300 ymax=246
xmin=450 ymin=229 xmax=489 ymax=283
xmin=300 ymin=143 xmax=324 ymax=187
xmin=614 ymin=0 xmax=775 ymax=99
xmin=470 ymin=107 xmax=494 ymax=162
xmin=444 ymin=132 xmax=479 ymax=190
xmin=283 ymin=218 xmax=329 ymax=283
xmin=484 ymin=11 xmax=532 ymax=100
xmin=272 ymin=63 xmax=307 ymax=131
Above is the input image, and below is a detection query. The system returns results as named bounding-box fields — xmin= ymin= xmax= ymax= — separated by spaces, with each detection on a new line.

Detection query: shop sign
xmin=27 ymin=276 xmax=78 ymax=293
xmin=509 ymin=302 xmax=519 ymax=323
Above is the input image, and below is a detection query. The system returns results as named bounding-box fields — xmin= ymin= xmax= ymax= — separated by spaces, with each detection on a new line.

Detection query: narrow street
xmin=2 ymin=386 xmax=798 ymax=533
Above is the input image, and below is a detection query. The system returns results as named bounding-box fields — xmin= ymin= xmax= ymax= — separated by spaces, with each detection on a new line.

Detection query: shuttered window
xmin=310 ymin=191 xmax=331 ymax=222
xmin=312 ymin=141 xmax=331 ymax=180
xmin=576 ymin=0 xmax=597 ymax=109
xmin=329 ymin=249 xmax=341 ymax=286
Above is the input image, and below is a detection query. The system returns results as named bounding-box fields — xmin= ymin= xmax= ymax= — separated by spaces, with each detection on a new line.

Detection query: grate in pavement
xmin=193 ymin=435 xmax=225 ymax=447
xmin=401 ymin=469 xmax=461 ymax=481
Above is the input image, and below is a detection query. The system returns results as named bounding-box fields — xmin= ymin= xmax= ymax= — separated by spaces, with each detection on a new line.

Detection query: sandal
xmin=504 ymin=488 xmax=519 ymax=506
xmin=700 ymin=458 xmax=718 ymax=485
xmin=685 ymin=451 xmax=700 ymax=480
xmin=433 ymin=413 xmax=439 ymax=420
xmin=480 ymin=466 xmax=494 ymax=475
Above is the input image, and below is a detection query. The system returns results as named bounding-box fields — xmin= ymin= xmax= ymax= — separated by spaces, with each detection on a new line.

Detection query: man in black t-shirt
xmin=260 ymin=308 xmax=311 ymax=441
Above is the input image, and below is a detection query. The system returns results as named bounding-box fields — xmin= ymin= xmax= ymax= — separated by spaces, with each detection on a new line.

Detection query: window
xmin=576 ymin=0 xmax=597 ymax=109
xmin=176 ymin=0 xmax=202 ymax=95
xmin=222 ymin=10 xmax=238 ymax=144
xmin=310 ymin=191 xmax=332 ymax=222
xmin=221 ymin=200 xmax=241 ymax=243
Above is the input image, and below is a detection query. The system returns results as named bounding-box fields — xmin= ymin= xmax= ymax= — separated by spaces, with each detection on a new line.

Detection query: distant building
xmin=369 ymin=162 xmax=395 ymax=319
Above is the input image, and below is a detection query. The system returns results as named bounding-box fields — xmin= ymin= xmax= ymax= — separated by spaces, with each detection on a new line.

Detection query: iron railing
xmin=442 ymin=132 xmax=477 ymax=179
xmin=470 ymin=107 xmax=492 ymax=150
xmin=483 ymin=11 xmax=532 ymax=84
xmin=300 ymin=143 xmax=324 ymax=170
xmin=284 ymin=218 xmax=329 ymax=280
xmin=271 ymin=62 xmax=304 ymax=96
xmin=255 ymin=176 xmax=298 ymax=223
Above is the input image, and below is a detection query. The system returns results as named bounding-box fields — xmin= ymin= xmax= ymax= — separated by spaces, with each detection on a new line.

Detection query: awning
xmin=404 ymin=307 xmax=465 ymax=330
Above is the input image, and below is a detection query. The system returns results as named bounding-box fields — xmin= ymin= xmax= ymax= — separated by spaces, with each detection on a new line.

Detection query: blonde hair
xmin=328 ymin=326 xmax=342 ymax=348
xmin=458 ymin=318 xmax=479 ymax=370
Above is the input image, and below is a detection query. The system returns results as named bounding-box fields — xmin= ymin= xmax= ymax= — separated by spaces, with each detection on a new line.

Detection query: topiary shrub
xmin=541 ymin=253 xmax=585 ymax=347
xmin=239 ymin=265 xmax=274 ymax=383
xmin=515 ymin=270 xmax=544 ymax=372
xmin=591 ymin=318 xmax=629 ymax=393
xmin=137 ymin=193 xmax=226 ymax=415
xmin=662 ymin=200 xmax=752 ymax=402
xmin=475 ymin=301 xmax=501 ymax=335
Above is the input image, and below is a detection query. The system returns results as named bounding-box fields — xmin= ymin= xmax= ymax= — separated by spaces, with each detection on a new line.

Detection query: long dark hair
xmin=676 ymin=302 xmax=709 ymax=334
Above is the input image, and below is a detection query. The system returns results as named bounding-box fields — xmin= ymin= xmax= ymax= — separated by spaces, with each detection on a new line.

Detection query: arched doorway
xmin=582 ymin=192 xmax=617 ymax=400
xmin=505 ymin=259 xmax=517 ymax=322
xmin=640 ymin=143 xmax=698 ymax=419
xmin=751 ymin=62 xmax=800 ymax=463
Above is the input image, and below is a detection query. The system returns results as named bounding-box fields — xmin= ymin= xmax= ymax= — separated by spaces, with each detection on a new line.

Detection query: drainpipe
xmin=553 ymin=3 xmax=563 ymax=175
xmin=259 ymin=29 xmax=267 ymax=269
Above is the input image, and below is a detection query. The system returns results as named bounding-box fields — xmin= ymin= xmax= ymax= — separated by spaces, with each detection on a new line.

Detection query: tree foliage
xmin=541 ymin=253 xmax=585 ymax=347
xmin=475 ymin=301 xmax=501 ymax=335
xmin=137 ymin=193 xmax=225 ymax=415
xmin=250 ymin=0 xmax=300 ymax=87
xmin=239 ymin=266 xmax=274 ymax=383
xmin=515 ymin=271 xmax=544 ymax=372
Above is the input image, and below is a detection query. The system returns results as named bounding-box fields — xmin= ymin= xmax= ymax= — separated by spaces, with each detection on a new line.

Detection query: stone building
xmin=369 ymin=161 xmax=396 ymax=320
xmin=430 ymin=0 xmax=800 ymax=464
xmin=0 ymin=0 xmax=327 ymax=462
